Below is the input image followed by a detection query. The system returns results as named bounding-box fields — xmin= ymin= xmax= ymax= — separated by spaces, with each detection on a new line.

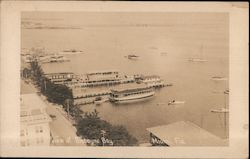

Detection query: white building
xmin=20 ymin=93 xmax=51 ymax=146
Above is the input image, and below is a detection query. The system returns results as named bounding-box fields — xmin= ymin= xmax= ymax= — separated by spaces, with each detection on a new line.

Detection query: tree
xmin=76 ymin=109 xmax=138 ymax=146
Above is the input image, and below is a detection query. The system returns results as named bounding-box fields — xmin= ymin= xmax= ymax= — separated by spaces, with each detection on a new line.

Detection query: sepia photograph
xmin=20 ymin=12 xmax=229 ymax=147
xmin=0 ymin=1 xmax=248 ymax=158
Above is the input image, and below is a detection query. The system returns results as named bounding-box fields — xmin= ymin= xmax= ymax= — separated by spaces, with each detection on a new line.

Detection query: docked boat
xmin=60 ymin=49 xmax=84 ymax=55
xmin=188 ymin=58 xmax=208 ymax=62
xmin=168 ymin=100 xmax=185 ymax=105
xmin=109 ymin=85 xmax=155 ymax=103
xmin=42 ymin=54 xmax=70 ymax=63
xmin=210 ymin=108 xmax=229 ymax=113
xmin=94 ymin=97 xmax=109 ymax=105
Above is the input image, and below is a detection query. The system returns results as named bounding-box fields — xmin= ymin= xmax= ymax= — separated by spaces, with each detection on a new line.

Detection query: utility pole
xmin=66 ymin=99 xmax=70 ymax=119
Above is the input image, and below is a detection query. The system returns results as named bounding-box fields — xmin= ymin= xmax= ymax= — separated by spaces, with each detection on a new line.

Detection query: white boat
xmin=59 ymin=49 xmax=84 ymax=55
xmin=211 ymin=76 xmax=228 ymax=81
xmin=168 ymin=100 xmax=185 ymax=105
xmin=188 ymin=58 xmax=208 ymax=62
xmin=188 ymin=45 xmax=208 ymax=62
xmin=109 ymin=85 xmax=155 ymax=103
xmin=210 ymin=108 xmax=229 ymax=113
xmin=42 ymin=54 xmax=70 ymax=63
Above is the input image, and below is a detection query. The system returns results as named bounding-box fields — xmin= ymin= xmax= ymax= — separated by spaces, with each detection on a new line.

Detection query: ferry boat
xmin=109 ymin=85 xmax=155 ymax=103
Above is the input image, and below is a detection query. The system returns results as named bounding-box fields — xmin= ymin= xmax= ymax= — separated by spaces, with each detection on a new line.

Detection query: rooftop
xmin=44 ymin=72 xmax=74 ymax=75
xmin=147 ymin=121 xmax=228 ymax=146
xmin=21 ymin=93 xmax=51 ymax=125
xmin=110 ymin=83 xmax=150 ymax=93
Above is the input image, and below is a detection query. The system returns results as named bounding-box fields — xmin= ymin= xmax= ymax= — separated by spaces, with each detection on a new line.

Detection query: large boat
xmin=109 ymin=85 xmax=155 ymax=103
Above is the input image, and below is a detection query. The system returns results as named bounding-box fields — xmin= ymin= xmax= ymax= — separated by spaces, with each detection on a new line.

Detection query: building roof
xmin=146 ymin=121 xmax=228 ymax=146
xmin=44 ymin=72 xmax=74 ymax=75
xmin=21 ymin=93 xmax=51 ymax=125
xmin=110 ymin=83 xmax=150 ymax=93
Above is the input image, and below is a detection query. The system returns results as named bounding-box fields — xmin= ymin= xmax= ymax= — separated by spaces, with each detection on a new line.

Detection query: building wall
xmin=20 ymin=122 xmax=51 ymax=146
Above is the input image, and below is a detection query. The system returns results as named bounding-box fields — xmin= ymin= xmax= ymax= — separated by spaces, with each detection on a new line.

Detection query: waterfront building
xmin=141 ymin=75 xmax=161 ymax=83
xmin=81 ymin=70 xmax=122 ymax=86
xmin=109 ymin=84 xmax=155 ymax=103
xmin=44 ymin=72 xmax=77 ymax=84
xmin=146 ymin=121 xmax=228 ymax=146
xmin=20 ymin=93 xmax=52 ymax=146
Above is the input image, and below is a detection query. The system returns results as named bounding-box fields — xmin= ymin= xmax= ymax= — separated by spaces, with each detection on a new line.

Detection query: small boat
xmin=188 ymin=58 xmax=208 ymax=62
xmin=60 ymin=49 xmax=84 ymax=55
xmin=160 ymin=52 xmax=168 ymax=56
xmin=211 ymin=76 xmax=228 ymax=81
xmin=94 ymin=97 xmax=108 ymax=105
xmin=168 ymin=100 xmax=185 ymax=105
xmin=188 ymin=45 xmax=208 ymax=62
xmin=156 ymin=102 xmax=166 ymax=105
xmin=224 ymin=89 xmax=229 ymax=94
xmin=210 ymin=108 xmax=229 ymax=113
xmin=127 ymin=54 xmax=140 ymax=60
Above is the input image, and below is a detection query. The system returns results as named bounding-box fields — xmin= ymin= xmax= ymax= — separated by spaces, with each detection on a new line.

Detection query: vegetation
xmin=30 ymin=60 xmax=73 ymax=105
xmin=76 ymin=109 xmax=138 ymax=146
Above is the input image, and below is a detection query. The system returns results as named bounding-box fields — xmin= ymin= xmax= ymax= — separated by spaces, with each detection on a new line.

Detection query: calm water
xmin=21 ymin=12 xmax=229 ymax=144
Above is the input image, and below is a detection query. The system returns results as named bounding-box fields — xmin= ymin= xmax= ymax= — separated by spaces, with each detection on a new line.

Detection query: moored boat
xmin=211 ymin=76 xmax=228 ymax=81
xmin=109 ymin=85 xmax=155 ymax=103
xmin=127 ymin=54 xmax=140 ymax=60
xmin=210 ymin=108 xmax=229 ymax=113
xmin=168 ymin=100 xmax=185 ymax=105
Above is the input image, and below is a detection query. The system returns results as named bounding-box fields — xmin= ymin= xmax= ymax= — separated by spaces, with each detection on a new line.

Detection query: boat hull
xmin=110 ymin=91 xmax=155 ymax=103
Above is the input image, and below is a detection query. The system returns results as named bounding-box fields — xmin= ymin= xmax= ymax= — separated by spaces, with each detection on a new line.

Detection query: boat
xmin=156 ymin=102 xmax=166 ymax=105
xmin=160 ymin=52 xmax=168 ymax=56
xmin=168 ymin=100 xmax=185 ymax=105
xmin=42 ymin=54 xmax=70 ymax=63
xmin=127 ymin=54 xmax=140 ymax=60
xmin=188 ymin=45 xmax=208 ymax=62
xmin=94 ymin=97 xmax=109 ymax=105
xmin=210 ymin=108 xmax=229 ymax=113
xmin=188 ymin=58 xmax=208 ymax=62
xmin=211 ymin=76 xmax=228 ymax=81
xmin=109 ymin=85 xmax=155 ymax=103
xmin=59 ymin=49 xmax=84 ymax=55
xmin=224 ymin=89 xmax=229 ymax=94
